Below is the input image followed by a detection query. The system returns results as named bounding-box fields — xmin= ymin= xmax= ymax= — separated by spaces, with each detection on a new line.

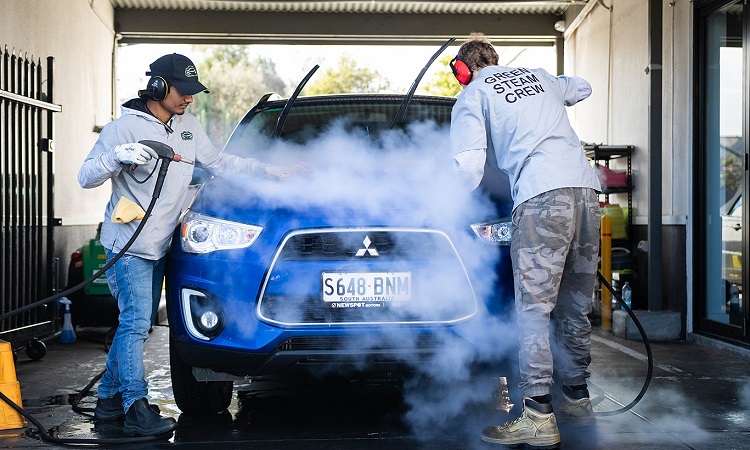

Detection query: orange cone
xmin=0 ymin=340 xmax=26 ymax=432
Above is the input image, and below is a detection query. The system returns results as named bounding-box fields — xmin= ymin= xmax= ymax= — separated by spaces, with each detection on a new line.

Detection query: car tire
xmin=169 ymin=336 xmax=233 ymax=415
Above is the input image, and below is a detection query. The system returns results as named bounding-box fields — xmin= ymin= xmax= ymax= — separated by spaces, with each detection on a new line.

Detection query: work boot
xmin=123 ymin=398 xmax=177 ymax=437
xmin=94 ymin=392 xmax=160 ymax=422
xmin=481 ymin=397 xmax=560 ymax=448
xmin=556 ymin=386 xmax=595 ymax=427
xmin=94 ymin=392 xmax=126 ymax=422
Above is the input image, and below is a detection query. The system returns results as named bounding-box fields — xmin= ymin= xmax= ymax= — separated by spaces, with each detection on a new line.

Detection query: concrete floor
xmin=3 ymin=323 xmax=750 ymax=449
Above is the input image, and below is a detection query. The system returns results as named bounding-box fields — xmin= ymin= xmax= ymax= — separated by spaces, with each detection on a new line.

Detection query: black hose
xmin=0 ymin=157 xmax=175 ymax=445
xmin=70 ymin=369 xmax=105 ymax=416
xmin=0 ymin=156 xmax=176 ymax=322
xmin=0 ymin=187 xmax=159 ymax=322
xmin=594 ymin=270 xmax=654 ymax=416
xmin=0 ymin=388 xmax=167 ymax=445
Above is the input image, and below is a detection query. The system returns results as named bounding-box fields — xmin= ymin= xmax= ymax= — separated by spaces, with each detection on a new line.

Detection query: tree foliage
xmin=305 ymin=54 xmax=391 ymax=95
xmin=422 ymin=55 xmax=462 ymax=97
xmin=191 ymin=45 xmax=288 ymax=146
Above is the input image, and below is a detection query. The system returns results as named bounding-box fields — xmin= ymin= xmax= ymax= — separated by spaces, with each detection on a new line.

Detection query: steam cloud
xmin=209 ymin=120 xmax=520 ymax=439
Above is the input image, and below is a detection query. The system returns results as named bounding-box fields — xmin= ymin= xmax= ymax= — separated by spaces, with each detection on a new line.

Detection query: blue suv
xmin=165 ymin=93 xmax=515 ymax=414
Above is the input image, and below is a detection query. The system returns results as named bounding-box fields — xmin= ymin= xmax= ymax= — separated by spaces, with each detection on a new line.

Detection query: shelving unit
xmin=584 ymin=144 xmax=634 ymax=241
xmin=585 ymin=144 xmax=636 ymax=319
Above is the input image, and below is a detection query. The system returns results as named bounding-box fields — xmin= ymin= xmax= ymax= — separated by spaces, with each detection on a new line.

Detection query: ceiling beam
xmin=115 ymin=9 xmax=561 ymax=46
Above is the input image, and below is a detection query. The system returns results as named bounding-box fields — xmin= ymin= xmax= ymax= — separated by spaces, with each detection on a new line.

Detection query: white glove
xmin=113 ymin=143 xmax=158 ymax=165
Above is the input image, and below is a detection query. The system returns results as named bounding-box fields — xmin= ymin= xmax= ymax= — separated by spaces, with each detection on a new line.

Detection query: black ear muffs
xmin=138 ymin=75 xmax=169 ymax=101
xmin=450 ymin=57 xmax=472 ymax=85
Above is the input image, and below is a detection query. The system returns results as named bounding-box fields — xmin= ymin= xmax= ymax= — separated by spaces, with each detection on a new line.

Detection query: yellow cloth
xmin=112 ymin=196 xmax=145 ymax=223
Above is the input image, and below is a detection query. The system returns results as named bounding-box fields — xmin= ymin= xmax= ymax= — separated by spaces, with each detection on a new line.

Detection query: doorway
xmin=696 ymin=0 xmax=747 ymax=341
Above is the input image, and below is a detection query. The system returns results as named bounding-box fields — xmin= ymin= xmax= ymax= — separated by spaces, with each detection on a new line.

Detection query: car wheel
xmin=169 ymin=336 xmax=233 ymax=415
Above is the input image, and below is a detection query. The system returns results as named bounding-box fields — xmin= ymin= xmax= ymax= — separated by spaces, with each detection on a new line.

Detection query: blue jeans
xmin=99 ymin=249 xmax=165 ymax=411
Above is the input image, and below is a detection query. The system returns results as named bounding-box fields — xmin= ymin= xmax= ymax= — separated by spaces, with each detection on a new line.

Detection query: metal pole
xmin=601 ymin=215 xmax=612 ymax=330
xmin=555 ymin=35 xmax=564 ymax=76
xmin=45 ymin=56 xmax=55 ymax=298
xmin=648 ymin=0 xmax=663 ymax=311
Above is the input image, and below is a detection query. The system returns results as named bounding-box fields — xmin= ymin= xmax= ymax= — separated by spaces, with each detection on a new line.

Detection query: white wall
xmin=0 ymin=0 xmax=116 ymax=227
xmin=565 ymin=0 xmax=690 ymax=225
xmin=566 ymin=0 xmax=650 ymax=221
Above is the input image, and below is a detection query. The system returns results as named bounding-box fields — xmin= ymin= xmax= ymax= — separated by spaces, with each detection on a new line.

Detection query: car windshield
xmin=223 ymin=96 xmax=455 ymax=159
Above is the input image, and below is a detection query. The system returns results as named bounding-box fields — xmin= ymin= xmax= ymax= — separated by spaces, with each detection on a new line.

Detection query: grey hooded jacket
xmin=78 ymin=99 xmax=267 ymax=260
xmin=450 ymin=66 xmax=600 ymax=211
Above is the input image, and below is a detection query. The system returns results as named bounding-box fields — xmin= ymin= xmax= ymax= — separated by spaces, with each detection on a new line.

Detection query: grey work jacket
xmin=78 ymin=99 xmax=267 ymax=260
xmin=450 ymin=66 xmax=601 ymax=211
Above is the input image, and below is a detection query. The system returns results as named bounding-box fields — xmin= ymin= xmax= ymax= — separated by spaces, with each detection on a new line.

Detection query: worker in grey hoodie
xmin=78 ymin=53 xmax=301 ymax=437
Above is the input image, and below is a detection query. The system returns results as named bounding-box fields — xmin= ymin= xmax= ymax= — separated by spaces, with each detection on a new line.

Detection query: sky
xmin=116 ymin=43 xmax=556 ymax=104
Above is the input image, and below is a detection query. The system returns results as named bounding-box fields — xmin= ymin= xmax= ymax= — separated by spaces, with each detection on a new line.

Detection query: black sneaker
xmin=123 ymin=398 xmax=177 ymax=437
xmin=94 ymin=392 xmax=161 ymax=422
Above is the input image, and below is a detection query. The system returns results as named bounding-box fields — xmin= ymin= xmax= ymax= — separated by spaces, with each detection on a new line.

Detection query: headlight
xmin=180 ymin=210 xmax=262 ymax=254
xmin=471 ymin=219 xmax=512 ymax=246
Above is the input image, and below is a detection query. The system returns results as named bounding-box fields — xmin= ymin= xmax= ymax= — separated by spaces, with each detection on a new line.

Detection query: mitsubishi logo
xmin=355 ymin=236 xmax=379 ymax=256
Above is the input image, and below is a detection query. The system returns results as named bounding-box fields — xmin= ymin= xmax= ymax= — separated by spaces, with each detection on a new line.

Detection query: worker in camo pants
xmin=449 ymin=32 xmax=602 ymax=448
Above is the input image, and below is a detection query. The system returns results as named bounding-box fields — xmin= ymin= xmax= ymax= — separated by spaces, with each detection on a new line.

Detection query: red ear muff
xmin=450 ymin=57 xmax=472 ymax=85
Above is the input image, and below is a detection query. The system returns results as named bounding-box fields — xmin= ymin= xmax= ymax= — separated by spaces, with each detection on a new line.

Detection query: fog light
xmin=198 ymin=310 xmax=220 ymax=332
xmin=182 ymin=288 xmax=224 ymax=341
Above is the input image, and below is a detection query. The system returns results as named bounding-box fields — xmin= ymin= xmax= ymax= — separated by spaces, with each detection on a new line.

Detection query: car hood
xmin=188 ymin=165 xmax=508 ymax=230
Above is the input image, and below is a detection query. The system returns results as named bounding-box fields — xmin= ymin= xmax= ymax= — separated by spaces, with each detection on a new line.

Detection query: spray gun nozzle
xmin=173 ymin=154 xmax=194 ymax=165
xmin=137 ymin=140 xmax=192 ymax=165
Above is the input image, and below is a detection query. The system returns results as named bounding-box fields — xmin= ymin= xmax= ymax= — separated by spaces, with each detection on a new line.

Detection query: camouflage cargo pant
xmin=510 ymin=187 xmax=600 ymax=398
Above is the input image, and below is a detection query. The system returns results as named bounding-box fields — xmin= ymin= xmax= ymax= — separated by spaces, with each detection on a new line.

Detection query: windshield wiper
xmin=273 ymin=65 xmax=320 ymax=139
xmin=389 ymin=37 xmax=456 ymax=129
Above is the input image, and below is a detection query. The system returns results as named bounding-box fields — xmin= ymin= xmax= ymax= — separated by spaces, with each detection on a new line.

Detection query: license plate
xmin=321 ymin=272 xmax=411 ymax=304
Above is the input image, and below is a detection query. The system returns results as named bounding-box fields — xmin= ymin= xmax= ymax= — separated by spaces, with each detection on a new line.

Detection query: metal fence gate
xmin=0 ymin=46 xmax=61 ymax=353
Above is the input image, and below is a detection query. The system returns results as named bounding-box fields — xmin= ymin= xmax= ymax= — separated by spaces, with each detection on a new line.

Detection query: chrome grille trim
xmin=257 ymin=227 xmax=477 ymax=327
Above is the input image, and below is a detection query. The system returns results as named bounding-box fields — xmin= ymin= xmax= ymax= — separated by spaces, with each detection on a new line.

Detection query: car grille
xmin=277 ymin=230 xmax=447 ymax=261
xmin=260 ymin=295 xmax=470 ymax=324
xmin=275 ymin=335 xmax=444 ymax=352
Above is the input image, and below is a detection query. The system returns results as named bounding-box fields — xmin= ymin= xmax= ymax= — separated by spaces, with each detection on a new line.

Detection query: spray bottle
xmin=59 ymin=297 xmax=77 ymax=344
xmin=622 ymin=282 xmax=632 ymax=310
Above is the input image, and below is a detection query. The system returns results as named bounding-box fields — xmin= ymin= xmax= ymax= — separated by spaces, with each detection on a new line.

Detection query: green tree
xmin=305 ymin=54 xmax=391 ymax=95
xmin=422 ymin=55 xmax=462 ymax=97
xmin=191 ymin=45 xmax=287 ymax=146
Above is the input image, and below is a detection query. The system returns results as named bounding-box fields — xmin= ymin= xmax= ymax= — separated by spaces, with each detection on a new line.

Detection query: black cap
xmin=147 ymin=53 xmax=209 ymax=96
